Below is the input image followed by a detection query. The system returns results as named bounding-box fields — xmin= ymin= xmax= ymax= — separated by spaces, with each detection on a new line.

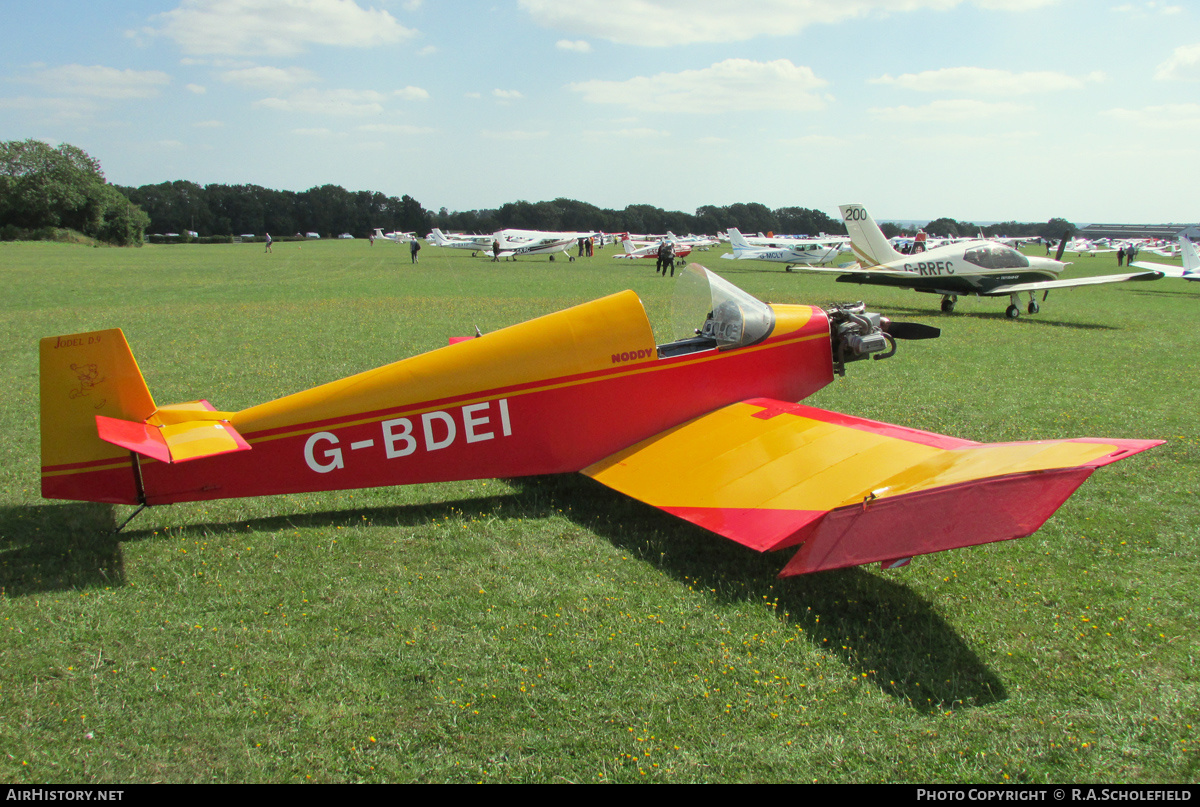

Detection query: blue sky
xmin=2 ymin=0 xmax=1197 ymax=224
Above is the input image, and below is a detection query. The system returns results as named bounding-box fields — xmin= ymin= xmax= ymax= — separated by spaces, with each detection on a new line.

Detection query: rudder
xmin=40 ymin=329 xmax=156 ymax=503
xmin=839 ymin=204 xmax=903 ymax=268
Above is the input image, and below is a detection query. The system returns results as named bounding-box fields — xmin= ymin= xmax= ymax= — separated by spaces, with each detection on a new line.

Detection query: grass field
xmin=1 ymin=237 xmax=1197 ymax=783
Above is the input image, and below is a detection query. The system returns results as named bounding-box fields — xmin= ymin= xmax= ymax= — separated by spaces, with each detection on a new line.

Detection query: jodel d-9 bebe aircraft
xmin=40 ymin=265 xmax=1159 ymax=577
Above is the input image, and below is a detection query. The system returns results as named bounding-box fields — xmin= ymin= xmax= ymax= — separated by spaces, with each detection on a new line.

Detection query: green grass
xmin=1 ymin=238 xmax=1197 ymax=783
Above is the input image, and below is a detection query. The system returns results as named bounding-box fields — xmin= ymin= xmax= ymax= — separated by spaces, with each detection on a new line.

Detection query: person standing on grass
xmin=265 ymin=232 xmax=272 ymax=253
xmin=410 ymin=237 xmax=420 ymax=264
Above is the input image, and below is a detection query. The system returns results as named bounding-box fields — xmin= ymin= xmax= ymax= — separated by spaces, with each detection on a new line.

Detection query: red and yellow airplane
xmin=40 ymin=265 xmax=1159 ymax=576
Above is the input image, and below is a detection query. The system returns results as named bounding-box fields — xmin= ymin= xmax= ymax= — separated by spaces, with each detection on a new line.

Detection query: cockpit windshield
xmin=962 ymin=244 xmax=1029 ymax=270
xmin=667 ymin=264 xmax=775 ymax=351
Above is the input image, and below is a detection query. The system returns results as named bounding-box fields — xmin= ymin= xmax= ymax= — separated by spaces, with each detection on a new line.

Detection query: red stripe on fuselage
xmin=47 ymin=323 xmax=835 ymax=505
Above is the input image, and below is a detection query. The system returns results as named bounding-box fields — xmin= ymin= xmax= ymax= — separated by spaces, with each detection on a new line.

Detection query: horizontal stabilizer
xmin=97 ymin=399 xmax=250 ymax=464
xmin=583 ymin=399 xmax=1160 ymax=575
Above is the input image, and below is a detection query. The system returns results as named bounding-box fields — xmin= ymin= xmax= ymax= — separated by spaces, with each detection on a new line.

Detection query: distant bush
xmin=0 ymin=140 xmax=149 ymax=246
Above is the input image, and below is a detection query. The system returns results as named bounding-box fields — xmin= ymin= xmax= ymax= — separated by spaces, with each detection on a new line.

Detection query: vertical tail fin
xmin=839 ymin=204 xmax=903 ymax=268
xmin=1180 ymin=237 xmax=1199 ymax=275
xmin=727 ymin=228 xmax=753 ymax=251
xmin=40 ymin=329 xmax=156 ymax=503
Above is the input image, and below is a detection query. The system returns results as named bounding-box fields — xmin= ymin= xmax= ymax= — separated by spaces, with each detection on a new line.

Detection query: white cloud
xmin=24 ymin=64 xmax=171 ymax=99
xmin=147 ymin=0 xmax=417 ymax=57
xmin=778 ymin=133 xmax=849 ymax=148
xmin=586 ymin=127 xmax=670 ymax=138
xmin=356 ymin=123 xmax=435 ymax=135
xmin=186 ymin=83 xmax=207 ymax=93
xmin=869 ymin=99 xmax=1034 ymax=123
xmin=556 ymin=39 xmax=592 ymax=52
xmin=871 ymin=67 xmax=1102 ymax=95
xmin=255 ymin=88 xmax=388 ymax=116
xmin=481 ymin=129 xmax=548 ymax=140
xmin=1104 ymin=103 xmax=1200 ymax=129
xmin=219 ymin=65 xmax=318 ymax=89
xmin=570 ymin=58 xmax=827 ymax=114
xmin=493 ymin=89 xmax=524 ymax=100
xmin=1155 ymin=43 xmax=1200 ymax=81
xmin=394 ymin=86 xmax=430 ymax=100
xmin=519 ymin=0 xmax=1057 ymax=47
xmin=1112 ymin=2 xmax=1183 ymax=16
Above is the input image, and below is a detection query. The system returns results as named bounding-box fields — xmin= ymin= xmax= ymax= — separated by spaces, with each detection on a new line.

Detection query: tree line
xmin=0 ymin=139 xmax=149 ymax=246
xmin=2 ymin=140 xmax=1078 ymax=246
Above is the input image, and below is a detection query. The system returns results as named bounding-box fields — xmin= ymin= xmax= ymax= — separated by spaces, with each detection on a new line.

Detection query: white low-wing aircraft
xmin=720 ymin=228 xmax=841 ymax=271
xmin=1131 ymin=236 xmax=1200 ymax=282
xmin=797 ymin=205 xmax=1163 ymax=318
xmin=613 ymin=238 xmax=693 ymax=260
xmin=373 ymin=228 xmax=415 ymax=243
xmin=429 ymin=228 xmax=494 ymax=255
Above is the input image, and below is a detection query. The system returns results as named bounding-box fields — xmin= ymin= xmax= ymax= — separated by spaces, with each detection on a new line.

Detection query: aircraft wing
xmin=582 ymin=398 xmax=1159 ymax=576
xmin=1130 ymin=260 xmax=1188 ymax=278
xmin=986 ymin=269 xmax=1162 ymax=295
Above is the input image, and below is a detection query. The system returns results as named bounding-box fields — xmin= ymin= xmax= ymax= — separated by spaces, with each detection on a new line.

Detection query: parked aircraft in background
xmin=39 ymin=264 xmax=1158 ymax=577
xmin=800 ymin=205 xmax=1163 ymax=318
xmin=373 ymin=228 xmax=415 ymax=243
xmin=429 ymin=228 xmax=494 ymax=255
xmin=613 ymin=238 xmax=693 ymax=260
xmin=721 ymin=228 xmax=841 ymax=270
xmin=490 ymin=233 xmax=578 ymax=261
xmin=1132 ymin=236 xmax=1200 ymax=282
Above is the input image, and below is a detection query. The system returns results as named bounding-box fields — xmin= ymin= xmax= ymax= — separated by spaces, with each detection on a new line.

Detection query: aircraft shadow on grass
xmin=13 ymin=475 xmax=1006 ymax=712
xmin=0 ymin=502 xmax=123 ymax=596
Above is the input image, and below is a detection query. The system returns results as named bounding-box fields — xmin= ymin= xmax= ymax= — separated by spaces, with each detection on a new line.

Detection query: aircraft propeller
xmin=1044 ymin=231 xmax=1070 ymax=303
xmin=881 ymin=319 xmax=940 ymax=341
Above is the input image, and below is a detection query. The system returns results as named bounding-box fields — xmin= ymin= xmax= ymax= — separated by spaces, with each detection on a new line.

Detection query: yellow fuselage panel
xmin=232 ymin=291 xmax=656 ymax=436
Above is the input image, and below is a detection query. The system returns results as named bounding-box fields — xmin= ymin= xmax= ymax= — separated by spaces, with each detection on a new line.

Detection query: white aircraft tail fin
xmin=1180 ymin=237 xmax=1199 ymax=275
xmin=623 ymin=239 xmax=638 ymax=254
xmin=727 ymin=228 xmax=753 ymax=251
xmin=430 ymin=228 xmax=449 ymax=246
xmin=839 ymin=204 xmax=903 ymax=268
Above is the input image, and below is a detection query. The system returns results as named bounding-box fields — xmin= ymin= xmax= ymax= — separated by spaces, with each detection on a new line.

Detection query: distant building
xmin=1078 ymin=222 xmax=1200 ymax=241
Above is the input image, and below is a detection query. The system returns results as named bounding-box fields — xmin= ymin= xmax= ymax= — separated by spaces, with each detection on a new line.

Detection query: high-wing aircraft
xmin=1131 ymin=236 xmax=1200 ymax=282
xmin=489 ymin=233 xmax=578 ymax=261
xmin=810 ymin=205 xmax=1163 ymax=318
xmin=721 ymin=228 xmax=841 ymax=270
xmin=40 ymin=265 xmax=1158 ymax=577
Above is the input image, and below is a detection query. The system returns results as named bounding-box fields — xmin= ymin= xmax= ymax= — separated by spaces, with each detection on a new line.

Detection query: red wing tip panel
xmin=778 ymin=467 xmax=1095 ymax=576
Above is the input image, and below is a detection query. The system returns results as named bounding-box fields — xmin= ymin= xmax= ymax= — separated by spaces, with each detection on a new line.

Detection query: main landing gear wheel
xmin=1027 ymin=301 xmax=1040 ymax=315
xmin=1006 ymin=304 xmax=1021 ymax=319
xmin=569 ymin=256 xmax=575 ymax=262
xmin=940 ymin=297 xmax=955 ymax=314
